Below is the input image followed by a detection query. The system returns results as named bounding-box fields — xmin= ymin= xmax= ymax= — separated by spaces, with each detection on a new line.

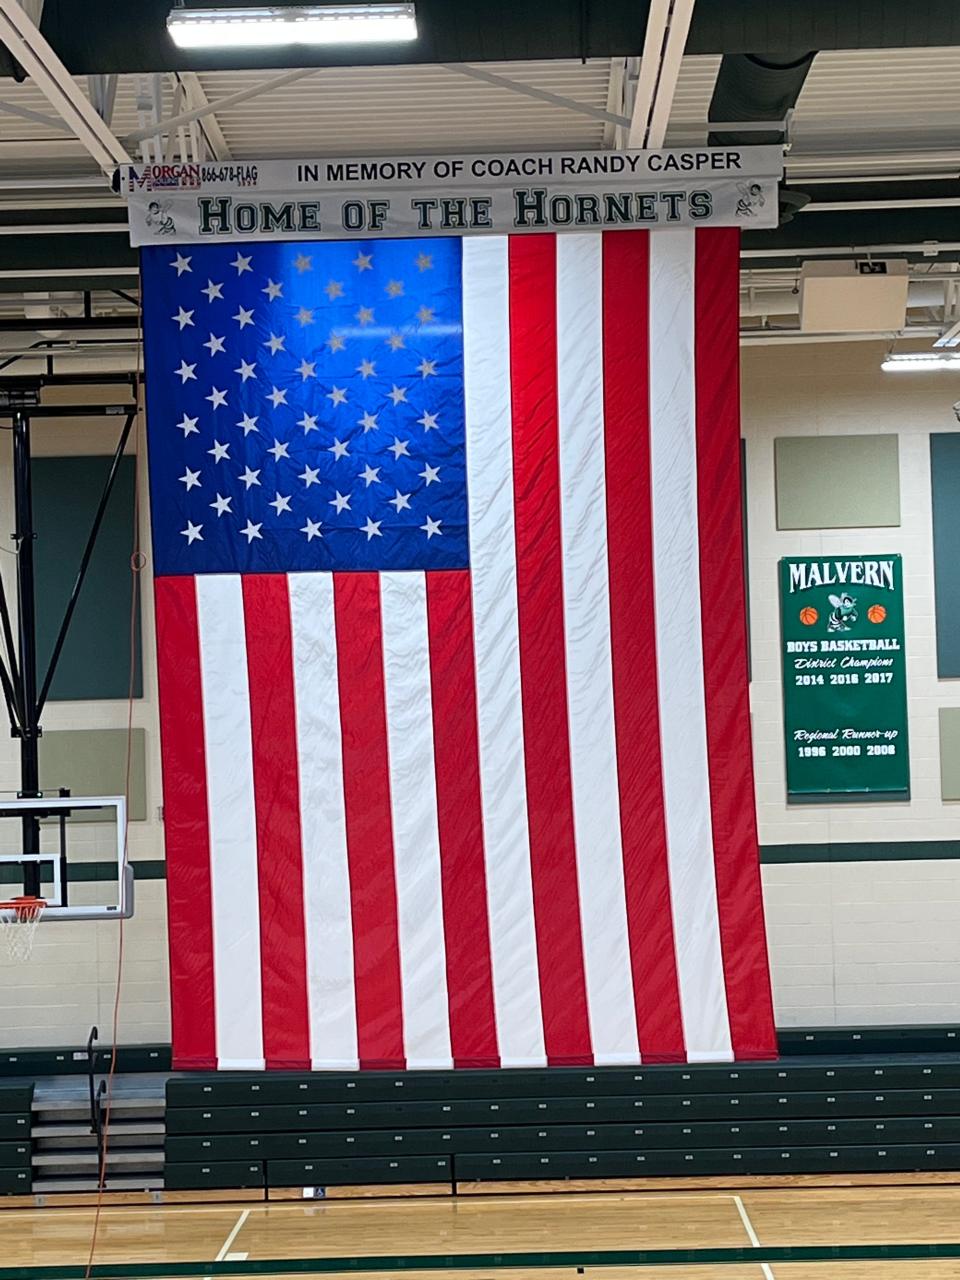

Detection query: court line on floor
xmin=215 ymin=1210 xmax=251 ymax=1262
xmin=733 ymin=1196 xmax=774 ymax=1280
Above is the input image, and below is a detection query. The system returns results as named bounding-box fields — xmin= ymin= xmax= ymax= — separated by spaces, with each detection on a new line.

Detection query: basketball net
xmin=0 ymin=897 xmax=45 ymax=962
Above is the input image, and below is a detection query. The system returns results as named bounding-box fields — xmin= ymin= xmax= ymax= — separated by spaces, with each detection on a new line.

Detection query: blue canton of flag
xmin=141 ymin=238 xmax=467 ymax=574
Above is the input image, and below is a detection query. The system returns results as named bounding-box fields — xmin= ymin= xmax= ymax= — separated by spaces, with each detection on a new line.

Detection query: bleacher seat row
xmin=0 ymin=1084 xmax=32 ymax=1194
xmin=163 ymin=1058 xmax=960 ymax=1192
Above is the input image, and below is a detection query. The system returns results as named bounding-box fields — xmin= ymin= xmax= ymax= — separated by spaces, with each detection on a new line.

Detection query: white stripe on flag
xmin=555 ymin=233 xmax=640 ymax=1065
xmin=195 ymin=574 xmax=264 ymax=1070
xmin=288 ymin=572 xmax=358 ymax=1071
xmin=380 ymin=572 xmax=453 ymax=1070
xmin=648 ymin=229 xmax=733 ymax=1062
xmin=462 ymin=235 xmax=546 ymax=1068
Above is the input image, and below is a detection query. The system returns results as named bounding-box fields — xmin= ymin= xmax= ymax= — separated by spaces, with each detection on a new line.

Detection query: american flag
xmin=143 ymin=228 xmax=776 ymax=1071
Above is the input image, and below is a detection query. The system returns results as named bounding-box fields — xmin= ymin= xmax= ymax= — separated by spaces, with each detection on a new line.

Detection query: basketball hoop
xmin=0 ymin=896 xmax=45 ymax=962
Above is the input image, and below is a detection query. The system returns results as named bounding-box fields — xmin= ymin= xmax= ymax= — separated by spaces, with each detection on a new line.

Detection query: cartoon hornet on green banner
xmin=827 ymin=592 xmax=858 ymax=632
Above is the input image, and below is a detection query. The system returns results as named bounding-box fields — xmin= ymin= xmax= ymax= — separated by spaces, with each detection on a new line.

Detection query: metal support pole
xmin=11 ymin=406 xmax=40 ymax=896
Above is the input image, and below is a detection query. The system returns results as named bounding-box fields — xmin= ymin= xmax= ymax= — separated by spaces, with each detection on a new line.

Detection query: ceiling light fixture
xmin=167 ymin=3 xmax=417 ymax=49
xmin=881 ymin=352 xmax=960 ymax=372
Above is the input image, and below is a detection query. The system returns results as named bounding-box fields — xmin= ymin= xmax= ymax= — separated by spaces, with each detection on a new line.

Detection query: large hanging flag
xmin=142 ymin=228 xmax=776 ymax=1071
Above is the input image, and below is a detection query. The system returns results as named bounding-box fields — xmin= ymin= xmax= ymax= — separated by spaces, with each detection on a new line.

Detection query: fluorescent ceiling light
xmin=167 ymin=3 xmax=417 ymax=48
xmin=881 ymin=352 xmax=960 ymax=372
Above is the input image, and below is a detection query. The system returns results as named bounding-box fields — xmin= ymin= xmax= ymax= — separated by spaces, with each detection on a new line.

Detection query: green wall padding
xmin=34 ymin=454 xmax=142 ymax=701
xmin=931 ymin=433 xmax=960 ymax=677
xmin=774 ymin=434 xmax=900 ymax=529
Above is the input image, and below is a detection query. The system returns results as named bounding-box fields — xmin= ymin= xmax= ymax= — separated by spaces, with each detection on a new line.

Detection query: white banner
xmin=121 ymin=146 xmax=783 ymax=245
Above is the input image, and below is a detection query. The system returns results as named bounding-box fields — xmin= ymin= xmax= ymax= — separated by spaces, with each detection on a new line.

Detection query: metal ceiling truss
xmin=0 ymin=0 xmax=128 ymax=171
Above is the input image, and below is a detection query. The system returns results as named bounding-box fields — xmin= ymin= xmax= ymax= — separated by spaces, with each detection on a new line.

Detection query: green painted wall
xmin=38 ymin=727 xmax=147 ymax=821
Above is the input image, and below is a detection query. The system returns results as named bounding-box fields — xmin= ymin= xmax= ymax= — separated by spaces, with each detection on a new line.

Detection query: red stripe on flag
xmin=426 ymin=570 xmax=499 ymax=1068
xmin=601 ymin=231 xmax=686 ymax=1063
xmin=242 ymin=575 xmax=311 ymax=1069
xmin=333 ymin=572 xmax=405 ymax=1069
xmin=508 ymin=233 xmax=592 ymax=1066
xmin=694 ymin=228 xmax=777 ymax=1059
xmin=154 ymin=575 xmax=217 ymax=1071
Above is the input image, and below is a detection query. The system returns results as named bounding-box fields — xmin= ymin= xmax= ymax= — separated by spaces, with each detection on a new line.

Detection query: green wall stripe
xmin=761 ymin=840 xmax=960 ymax=864
xmin=931 ymin=433 xmax=960 ymax=677
xmin=0 ymin=859 xmax=166 ymax=885
xmin=4 ymin=1243 xmax=960 ymax=1279
xmin=7 ymin=845 xmax=958 ymax=883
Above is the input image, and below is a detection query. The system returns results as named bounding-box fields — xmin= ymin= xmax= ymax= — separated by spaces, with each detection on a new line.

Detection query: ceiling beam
xmin=123 ymin=67 xmax=314 ymax=144
xmin=0 ymin=0 xmax=128 ymax=170
xmin=443 ymin=63 xmax=630 ymax=130
xmin=627 ymin=0 xmax=696 ymax=149
xmin=176 ymin=71 xmax=231 ymax=161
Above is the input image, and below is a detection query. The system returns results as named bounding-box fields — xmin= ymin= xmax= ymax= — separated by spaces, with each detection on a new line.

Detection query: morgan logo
xmin=128 ymin=163 xmax=201 ymax=191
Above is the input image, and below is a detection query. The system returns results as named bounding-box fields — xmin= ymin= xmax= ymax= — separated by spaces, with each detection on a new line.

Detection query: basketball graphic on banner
xmin=868 ymin=604 xmax=887 ymax=623
xmin=799 ymin=606 xmax=818 ymax=626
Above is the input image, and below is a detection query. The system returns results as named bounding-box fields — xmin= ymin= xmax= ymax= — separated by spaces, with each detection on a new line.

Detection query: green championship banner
xmin=779 ymin=555 xmax=909 ymax=799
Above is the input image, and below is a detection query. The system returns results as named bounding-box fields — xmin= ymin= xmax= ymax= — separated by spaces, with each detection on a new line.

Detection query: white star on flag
xmin=329 ymin=491 xmax=351 ymax=513
xmin=210 ymin=494 xmax=232 ymax=516
xmin=421 ymin=515 xmax=442 ymax=539
xmin=389 ymin=437 xmax=410 ymax=460
xmin=298 ymin=413 xmax=318 ymax=434
xmin=176 ymin=360 xmax=197 ymax=383
xmin=387 ymin=384 xmax=407 ymax=404
xmin=235 ymin=359 xmax=257 ymax=382
xmin=418 ymin=411 xmax=439 ymax=431
xmin=267 ymin=439 xmax=290 ymax=461
xmin=239 ymin=466 xmax=261 ymax=489
xmin=326 ymin=333 xmax=345 ymax=352
xmin=180 ymin=520 xmax=202 ymax=542
xmin=325 ymin=280 xmax=344 ymax=300
xmin=230 ymin=252 xmax=252 ymax=274
xmin=357 ymin=359 xmax=376 ymax=379
xmin=416 ymin=305 xmax=435 ymax=324
xmin=267 ymin=386 xmax=287 ymax=408
xmin=237 ymin=413 xmax=259 ymax=435
xmin=385 ymin=279 xmax=404 ymax=297
xmin=201 ymin=280 xmax=224 ymax=302
xmin=208 ymin=441 xmax=230 ymax=462
xmin=179 ymin=467 xmax=201 ymax=490
xmin=173 ymin=307 xmax=194 ymax=330
xmin=301 ymin=518 xmax=322 ymax=540
xmin=414 ymin=252 xmax=433 ymax=272
xmin=233 ymin=306 xmax=254 ymax=328
xmin=386 ymin=332 xmax=405 ymax=351
xmin=293 ymin=253 xmax=312 ymax=273
xmin=203 ymin=333 xmax=226 ymax=356
xmin=240 ymin=520 xmax=263 ymax=542
xmin=388 ymin=490 xmax=411 ymax=512
xmin=356 ymin=306 xmax=374 ymax=325
xmin=269 ymin=492 xmax=292 ymax=515
xmin=296 ymin=307 xmax=314 ymax=326
xmin=328 ymin=438 xmax=349 ymax=460
xmin=362 ymin=517 xmax=382 ymax=540
xmin=359 ymin=411 xmax=378 ymax=432
xmin=177 ymin=414 xmax=199 ymax=436
xmin=327 ymin=386 xmax=347 ymax=406
xmin=353 ymin=251 xmax=373 ymax=271
xmin=296 ymin=358 xmax=316 ymax=380
xmin=417 ymin=359 xmax=437 ymax=378
xmin=359 ymin=464 xmax=380 ymax=487
xmin=265 ymin=333 xmax=285 ymax=354
xmin=299 ymin=465 xmax=320 ymax=487
xmin=206 ymin=387 xmax=228 ymax=409
xmin=171 ymin=253 xmax=192 ymax=275
xmin=420 ymin=463 xmax=440 ymax=485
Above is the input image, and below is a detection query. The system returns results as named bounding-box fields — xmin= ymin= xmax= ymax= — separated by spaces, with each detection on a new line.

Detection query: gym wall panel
xmin=773 ymin=433 xmax=900 ymax=530
xmin=931 ymin=433 xmax=960 ymax=677
xmin=940 ymin=708 xmax=960 ymax=802
xmin=38 ymin=727 xmax=147 ymax=820
xmin=33 ymin=453 xmax=142 ymax=701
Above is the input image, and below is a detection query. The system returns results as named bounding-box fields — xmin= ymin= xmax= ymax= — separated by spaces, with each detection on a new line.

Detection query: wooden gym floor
xmin=3 ymin=1187 xmax=960 ymax=1278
